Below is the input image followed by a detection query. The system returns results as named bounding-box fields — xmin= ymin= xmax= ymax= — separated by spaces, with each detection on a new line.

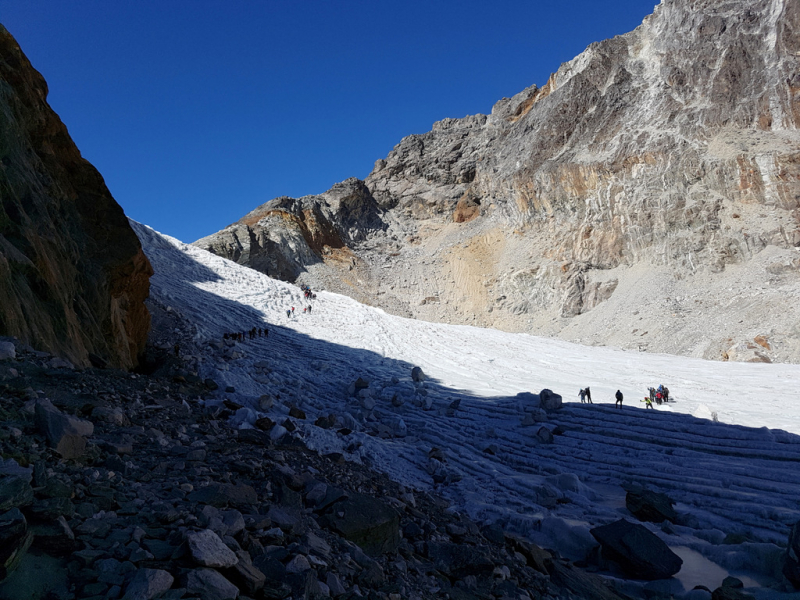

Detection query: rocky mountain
xmin=195 ymin=0 xmax=800 ymax=363
xmin=0 ymin=25 xmax=152 ymax=369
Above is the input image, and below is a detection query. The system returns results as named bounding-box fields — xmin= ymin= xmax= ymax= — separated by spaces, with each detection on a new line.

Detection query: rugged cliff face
xmin=196 ymin=0 xmax=800 ymax=363
xmin=0 ymin=25 xmax=152 ymax=369
xmin=194 ymin=178 xmax=385 ymax=282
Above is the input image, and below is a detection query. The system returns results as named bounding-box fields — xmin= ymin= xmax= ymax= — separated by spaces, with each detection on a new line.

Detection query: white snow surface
xmin=134 ymin=221 xmax=800 ymax=596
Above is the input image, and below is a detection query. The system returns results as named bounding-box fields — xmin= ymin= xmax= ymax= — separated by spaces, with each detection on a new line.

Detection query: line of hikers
xmin=223 ymin=327 xmax=269 ymax=342
xmin=578 ymin=384 xmax=670 ymax=409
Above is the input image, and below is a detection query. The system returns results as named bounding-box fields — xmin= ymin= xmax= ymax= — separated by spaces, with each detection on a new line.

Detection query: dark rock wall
xmin=0 ymin=25 xmax=152 ymax=369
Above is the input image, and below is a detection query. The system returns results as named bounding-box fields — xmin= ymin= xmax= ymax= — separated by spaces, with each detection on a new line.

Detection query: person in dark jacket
xmin=585 ymin=387 xmax=592 ymax=404
xmin=579 ymin=388 xmax=587 ymax=403
xmin=615 ymin=389 xmax=623 ymax=408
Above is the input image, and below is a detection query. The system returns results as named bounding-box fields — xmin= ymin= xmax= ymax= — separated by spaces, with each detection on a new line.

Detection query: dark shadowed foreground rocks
xmin=0 ymin=25 xmax=152 ymax=370
xmin=784 ymin=520 xmax=800 ymax=588
xmin=0 ymin=334 xmax=640 ymax=600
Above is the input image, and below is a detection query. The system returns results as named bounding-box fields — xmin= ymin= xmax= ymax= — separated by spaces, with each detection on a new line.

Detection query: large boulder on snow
xmin=590 ymin=518 xmax=682 ymax=580
xmin=539 ymin=389 xmax=563 ymax=410
xmin=626 ymin=487 xmax=677 ymax=524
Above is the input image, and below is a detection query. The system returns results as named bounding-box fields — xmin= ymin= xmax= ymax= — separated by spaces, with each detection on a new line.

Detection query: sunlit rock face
xmin=0 ymin=25 xmax=152 ymax=369
xmin=198 ymin=0 xmax=800 ymax=363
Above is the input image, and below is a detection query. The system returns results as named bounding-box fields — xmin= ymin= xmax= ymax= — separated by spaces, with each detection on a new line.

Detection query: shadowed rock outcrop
xmin=0 ymin=25 xmax=151 ymax=369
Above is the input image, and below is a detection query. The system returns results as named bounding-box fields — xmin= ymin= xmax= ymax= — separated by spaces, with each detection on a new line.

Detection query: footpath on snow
xmin=132 ymin=221 xmax=800 ymax=598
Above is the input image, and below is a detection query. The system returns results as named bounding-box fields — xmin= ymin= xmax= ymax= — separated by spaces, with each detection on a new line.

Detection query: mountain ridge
xmin=195 ymin=0 xmax=800 ymax=363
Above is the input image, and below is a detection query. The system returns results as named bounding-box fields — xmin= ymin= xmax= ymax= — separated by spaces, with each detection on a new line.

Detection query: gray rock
xmin=186 ymin=529 xmax=239 ymax=568
xmin=320 ymin=492 xmax=399 ymax=556
xmin=185 ymin=568 xmax=240 ymax=600
xmin=626 ymin=487 xmax=678 ymax=523
xmin=304 ymin=531 xmax=332 ymax=559
xmin=590 ymin=518 xmax=682 ymax=580
xmin=121 ymin=568 xmax=174 ymax=600
xmin=285 ymin=554 xmax=311 ymax=573
xmin=411 ymin=367 xmax=426 ymax=382
xmin=267 ymin=506 xmax=301 ymax=533
xmin=535 ymin=425 xmax=554 ymax=444
xmin=188 ymin=483 xmax=258 ymax=508
xmin=223 ymin=560 xmax=266 ymax=595
xmin=92 ymin=407 xmax=129 ymax=426
xmin=425 ymin=542 xmax=494 ymax=578
xmin=0 ymin=508 xmax=32 ymax=579
xmin=34 ymin=399 xmax=94 ymax=459
xmin=30 ymin=515 xmax=75 ymax=555
xmin=0 ymin=342 xmax=15 ymax=361
xmin=326 ymin=572 xmax=347 ymax=597
xmin=539 ymin=389 xmax=562 ymax=411
xmin=0 ymin=476 xmax=33 ymax=512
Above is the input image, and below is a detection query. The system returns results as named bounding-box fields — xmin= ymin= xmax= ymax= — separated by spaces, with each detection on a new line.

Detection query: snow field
xmin=133 ymin=221 xmax=800 ymax=596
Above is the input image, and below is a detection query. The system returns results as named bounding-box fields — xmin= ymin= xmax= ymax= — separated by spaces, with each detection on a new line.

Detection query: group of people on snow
xmin=286 ymin=285 xmax=317 ymax=318
xmin=642 ymin=384 xmax=670 ymax=409
xmin=301 ymin=285 xmax=317 ymax=300
xmin=286 ymin=305 xmax=313 ymax=318
xmin=577 ymin=384 xmax=670 ymax=410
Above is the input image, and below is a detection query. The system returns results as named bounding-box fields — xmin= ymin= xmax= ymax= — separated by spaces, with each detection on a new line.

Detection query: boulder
xmin=411 ymin=367 xmax=426 ymax=382
xmin=711 ymin=577 xmax=755 ymax=600
xmin=34 ymin=399 xmax=94 ymax=459
xmin=535 ymin=425 xmax=554 ymax=444
xmin=186 ymin=529 xmax=239 ymax=568
xmin=425 ymin=542 xmax=494 ymax=578
xmin=348 ymin=377 xmax=370 ymax=396
xmin=320 ymin=492 xmax=399 ymax=556
xmin=223 ymin=560 xmax=266 ymax=595
xmin=30 ymin=515 xmax=76 ymax=556
xmin=0 ymin=342 xmax=15 ymax=361
xmin=0 ymin=508 xmax=32 ymax=579
xmin=548 ymin=560 xmax=632 ymax=600
xmin=539 ymin=389 xmax=563 ymax=410
xmin=626 ymin=487 xmax=677 ymax=523
xmin=91 ymin=407 xmax=129 ymax=426
xmin=0 ymin=476 xmax=33 ymax=512
xmin=187 ymin=483 xmax=258 ymax=508
xmin=121 ymin=568 xmax=174 ymax=600
xmin=185 ymin=568 xmax=240 ymax=600
xmin=590 ymin=518 xmax=682 ymax=580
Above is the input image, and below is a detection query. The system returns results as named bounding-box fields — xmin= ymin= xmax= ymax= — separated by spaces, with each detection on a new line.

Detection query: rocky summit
xmin=0 ymin=25 xmax=152 ymax=370
xmin=195 ymin=0 xmax=800 ymax=364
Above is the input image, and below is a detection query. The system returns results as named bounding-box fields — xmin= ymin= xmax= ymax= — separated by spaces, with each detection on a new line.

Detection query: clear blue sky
xmin=2 ymin=1 xmax=657 ymax=242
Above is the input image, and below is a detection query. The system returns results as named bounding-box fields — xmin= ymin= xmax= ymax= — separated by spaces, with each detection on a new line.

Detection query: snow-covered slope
xmin=134 ymin=220 xmax=800 ymax=595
